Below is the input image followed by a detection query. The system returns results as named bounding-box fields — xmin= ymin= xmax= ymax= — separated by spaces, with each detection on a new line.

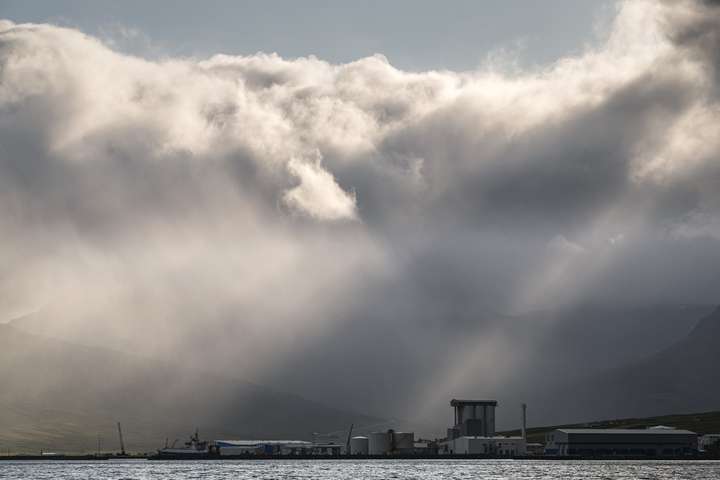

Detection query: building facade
xmin=699 ymin=434 xmax=720 ymax=452
xmin=447 ymin=399 xmax=497 ymax=439
xmin=442 ymin=436 xmax=527 ymax=455
xmin=544 ymin=428 xmax=698 ymax=457
xmin=215 ymin=440 xmax=341 ymax=456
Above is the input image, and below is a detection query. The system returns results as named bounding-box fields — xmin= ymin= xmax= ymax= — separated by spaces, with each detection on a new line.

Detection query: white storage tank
xmin=349 ymin=436 xmax=369 ymax=455
xmin=393 ymin=432 xmax=414 ymax=451
xmin=368 ymin=431 xmax=391 ymax=455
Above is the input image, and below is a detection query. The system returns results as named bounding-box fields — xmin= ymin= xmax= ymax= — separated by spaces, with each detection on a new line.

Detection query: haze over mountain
xmin=5 ymin=303 xmax=714 ymax=446
xmin=0 ymin=324 xmax=383 ymax=453
xmin=2 ymin=0 xmax=720 ymax=442
xmin=545 ymin=305 xmax=720 ymax=424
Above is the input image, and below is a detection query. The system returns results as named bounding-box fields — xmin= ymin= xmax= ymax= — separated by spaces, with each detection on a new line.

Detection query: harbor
xmin=4 ymin=399 xmax=718 ymax=462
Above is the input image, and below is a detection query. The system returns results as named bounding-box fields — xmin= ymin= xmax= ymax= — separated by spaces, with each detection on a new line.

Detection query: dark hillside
xmin=501 ymin=409 xmax=720 ymax=444
xmin=0 ymin=325 xmax=382 ymax=453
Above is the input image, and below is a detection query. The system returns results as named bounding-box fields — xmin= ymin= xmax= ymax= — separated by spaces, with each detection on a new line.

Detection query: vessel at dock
xmin=153 ymin=430 xmax=213 ymax=459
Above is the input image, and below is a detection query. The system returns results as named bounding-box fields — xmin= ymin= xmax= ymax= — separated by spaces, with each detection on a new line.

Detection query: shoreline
xmin=1 ymin=454 xmax=718 ymax=462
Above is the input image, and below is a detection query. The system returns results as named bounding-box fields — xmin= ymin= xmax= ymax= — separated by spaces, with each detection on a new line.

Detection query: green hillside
xmin=500 ymin=410 xmax=720 ymax=444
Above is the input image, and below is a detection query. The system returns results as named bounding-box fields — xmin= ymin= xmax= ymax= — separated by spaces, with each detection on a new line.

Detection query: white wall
xmin=448 ymin=437 xmax=526 ymax=455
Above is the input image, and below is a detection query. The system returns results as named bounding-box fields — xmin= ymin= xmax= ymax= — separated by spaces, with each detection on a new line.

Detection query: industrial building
xmin=214 ymin=440 xmax=341 ymax=456
xmin=443 ymin=435 xmax=527 ymax=455
xmin=412 ymin=440 xmax=438 ymax=455
xmin=440 ymin=399 xmax=527 ymax=456
xmin=543 ymin=428 xmax=698 ymax=457
xmin=349 ymin=436 xmax=369 ymax=455
xmin=365 ymin=430 xmax=415 ymax=455
xmin=699 ymin=434 xmax=720 ymax=452
xmin=348 ymin=432 xmax=434 ymax=456
xmin=447 ymin=399 xmax=497 ymax=439
xmin=525 ymin=442 xmax=545 ymax=456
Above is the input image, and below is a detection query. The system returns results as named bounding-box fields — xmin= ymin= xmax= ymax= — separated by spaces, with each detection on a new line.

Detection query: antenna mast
xmin=117 ymin=422 xmax=127 ymax=456
xmin=345 ymin=424 xmax=354 ymax=454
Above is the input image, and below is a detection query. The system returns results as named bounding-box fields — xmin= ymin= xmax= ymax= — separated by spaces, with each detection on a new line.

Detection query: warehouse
xmin=544 ymin=428 xmax=698 ymax=457
xmin=441 ymin=436 xmax=527 ymax=455
xmin=215 ymin=440 xmax=314 ymax=456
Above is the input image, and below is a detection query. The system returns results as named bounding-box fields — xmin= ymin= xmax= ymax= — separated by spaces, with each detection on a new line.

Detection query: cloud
xmin=284 ymin=154 xmax=358 ymax=220
xmin=2 ymin=0 xmax=720 ymax=426
xmin=548 ymin=235 xmax=586 ymax=255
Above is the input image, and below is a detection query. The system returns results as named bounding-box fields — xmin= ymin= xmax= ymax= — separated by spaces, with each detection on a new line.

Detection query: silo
xmin=368 ymin=431 xmax=391 ymax=455
xmin=349 ymin=436 xmax=369 ymax=455
xmin=393 ymin=432 xmax=414 ymax=451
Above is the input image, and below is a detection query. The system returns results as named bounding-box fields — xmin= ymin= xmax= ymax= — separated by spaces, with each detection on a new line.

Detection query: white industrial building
xmin=440 ymin=399 xmax=527 ymax=456
xmin=442 ymin=436 xmax=527 ymax=455
xmin=544 ymin=428 xmax=698 ymax=456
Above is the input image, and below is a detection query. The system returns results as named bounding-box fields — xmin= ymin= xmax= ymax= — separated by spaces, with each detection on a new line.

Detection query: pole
xmin=117 ymin=422 xmax=127 ymax=456
xmin=521 ymin=403 xmax=527 ymax=440
xmin=345 ymin=424 xmax=354 ymax=454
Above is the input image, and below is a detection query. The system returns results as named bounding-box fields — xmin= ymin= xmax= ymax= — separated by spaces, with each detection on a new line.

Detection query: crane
xmin=117 ymin=422 xmax=127 ymax=456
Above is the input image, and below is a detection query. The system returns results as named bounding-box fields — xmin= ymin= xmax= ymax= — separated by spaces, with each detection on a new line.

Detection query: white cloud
xmin=284 ymin=154 xmax=358 ymax=220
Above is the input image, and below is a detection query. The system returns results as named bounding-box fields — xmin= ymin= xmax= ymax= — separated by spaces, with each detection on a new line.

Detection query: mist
xmin=2 ymin=0 xmax=720 ymax=436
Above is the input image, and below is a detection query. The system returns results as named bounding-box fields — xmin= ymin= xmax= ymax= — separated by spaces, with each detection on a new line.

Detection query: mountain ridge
xmin=543 ymin=304 xmax=720 ymax=424
xmin=0 ymin=324 xmax=384 ymax=453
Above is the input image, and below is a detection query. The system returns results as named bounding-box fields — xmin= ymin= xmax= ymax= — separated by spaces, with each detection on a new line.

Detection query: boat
xmin=152 ymin=429 xmax=214 ymax=459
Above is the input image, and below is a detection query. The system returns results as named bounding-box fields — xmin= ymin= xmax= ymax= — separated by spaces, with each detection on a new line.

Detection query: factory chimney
xmin=521 ymin=403 xmax=527 ymax=440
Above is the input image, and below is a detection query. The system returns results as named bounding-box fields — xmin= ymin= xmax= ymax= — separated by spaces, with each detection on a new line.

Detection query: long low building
xmin=440 ymin=436 xmax=527 ymax=456
xmin=544 ymin=428 xmax=698 ymax=457
xmin=214 ymin=440 xmax=341 ymax=456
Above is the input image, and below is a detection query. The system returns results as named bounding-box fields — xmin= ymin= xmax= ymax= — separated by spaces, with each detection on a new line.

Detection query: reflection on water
xmin=0 ymin=459 xmax=719 ymax=480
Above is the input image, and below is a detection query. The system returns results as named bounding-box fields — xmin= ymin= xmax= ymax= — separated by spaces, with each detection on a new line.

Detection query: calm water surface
xmin=1 ymin=459 xmax=719 ymax=479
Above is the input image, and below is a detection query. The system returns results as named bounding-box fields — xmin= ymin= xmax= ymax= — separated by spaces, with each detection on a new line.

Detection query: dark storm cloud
xmin=1 ymin=0 xmax=720 ymax=428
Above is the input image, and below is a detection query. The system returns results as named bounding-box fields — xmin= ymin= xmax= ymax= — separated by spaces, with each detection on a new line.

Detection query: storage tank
xmin=393 ymin=432 xmax=414 ymax=451
xmin=368 ymin=431 xmax=391 ymax=455
xmin=349 ymin=436 xmax=369 ymax=455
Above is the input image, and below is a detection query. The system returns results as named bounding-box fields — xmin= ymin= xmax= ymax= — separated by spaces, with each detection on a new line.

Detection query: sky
xmin=2 ymin=0 xmax=720 ymax=431
xmin=1 ymin=0 xmax=608 ymax=71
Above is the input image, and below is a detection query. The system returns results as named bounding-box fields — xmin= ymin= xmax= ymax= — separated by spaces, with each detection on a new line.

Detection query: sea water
xmin=0 ymin=459 xmax=719 ymax=479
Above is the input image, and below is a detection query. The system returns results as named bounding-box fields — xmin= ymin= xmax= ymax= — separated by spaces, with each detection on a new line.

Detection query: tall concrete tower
xmin=448 ymin=399 xmax=497 ymax=439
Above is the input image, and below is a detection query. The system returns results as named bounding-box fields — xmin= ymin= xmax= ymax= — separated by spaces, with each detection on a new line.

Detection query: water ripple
xmin=0 ymin=459 xmax=719 ymax=480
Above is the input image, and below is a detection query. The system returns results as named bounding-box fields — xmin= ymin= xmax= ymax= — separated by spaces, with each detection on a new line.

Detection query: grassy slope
xmin=500 ymin=410 xmax=720 ymax=444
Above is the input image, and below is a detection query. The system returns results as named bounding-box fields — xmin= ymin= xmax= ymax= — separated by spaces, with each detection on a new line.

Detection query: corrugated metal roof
xmin=557 ymin=429 xmax=696 ymax=435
